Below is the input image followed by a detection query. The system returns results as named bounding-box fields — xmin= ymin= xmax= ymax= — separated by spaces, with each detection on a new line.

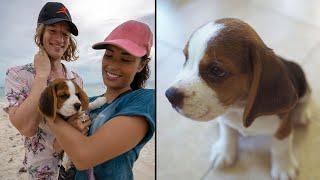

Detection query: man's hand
xmin=34 ymin=48 xmax=51 ymax=79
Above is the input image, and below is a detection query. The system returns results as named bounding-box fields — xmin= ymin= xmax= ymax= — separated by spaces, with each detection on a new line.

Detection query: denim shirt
xmin=75 ymin=89 xmax=155 ymax=180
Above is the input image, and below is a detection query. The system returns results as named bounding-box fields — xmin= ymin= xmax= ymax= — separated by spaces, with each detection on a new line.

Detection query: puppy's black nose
xmin=165 ymin=87 xmax=184 ymax=108
xmin=74 ymin=103 xmax=81 ymax=111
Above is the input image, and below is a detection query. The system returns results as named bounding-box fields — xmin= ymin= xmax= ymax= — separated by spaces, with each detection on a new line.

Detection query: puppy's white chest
xmin=218 ymin=108 xmax=281 ymax=136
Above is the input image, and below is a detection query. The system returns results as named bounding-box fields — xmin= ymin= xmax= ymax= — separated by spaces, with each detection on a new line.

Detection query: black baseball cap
xmin=37 ymin=2 xmax=78 ymax=36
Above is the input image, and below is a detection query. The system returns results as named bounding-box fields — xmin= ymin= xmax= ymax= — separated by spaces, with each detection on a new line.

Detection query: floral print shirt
xmin=4 ymin=63 xmax=83 ymax=180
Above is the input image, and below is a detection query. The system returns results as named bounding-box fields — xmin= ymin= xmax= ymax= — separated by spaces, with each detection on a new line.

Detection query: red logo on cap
xmin=56 ymin=7 xmax=69 ymax=16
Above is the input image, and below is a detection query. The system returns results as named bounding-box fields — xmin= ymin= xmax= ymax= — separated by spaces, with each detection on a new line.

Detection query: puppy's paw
xmin=62 ymin=153 xmax=72 ymax=170
xmin=88 ymin=96 xmax=107 ymax=110
xmin=210 ymin=141 xmax=236 ymax=169
xmin=271 ymin=157 xmax=298 ymax=180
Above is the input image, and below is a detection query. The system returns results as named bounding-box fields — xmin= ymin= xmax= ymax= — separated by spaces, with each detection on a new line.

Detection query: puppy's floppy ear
xmin=38 ymin=85 xmax=57 ymax=121
xmin=72 ymin=80 xmax=89 ymax=110
xmin=243 ymin=44 xmax=298 ymax=127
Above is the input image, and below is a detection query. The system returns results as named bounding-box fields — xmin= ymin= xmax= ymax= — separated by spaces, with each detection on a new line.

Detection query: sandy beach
xmin=0 ymin=101 xmax=155 ymax=180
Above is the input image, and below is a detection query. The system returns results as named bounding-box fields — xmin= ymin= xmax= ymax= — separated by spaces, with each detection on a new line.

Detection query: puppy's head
xmin=38 ymin=78 xmax=89 ymax=121
xmin=166 ymin=18 xmax=298 ymax=127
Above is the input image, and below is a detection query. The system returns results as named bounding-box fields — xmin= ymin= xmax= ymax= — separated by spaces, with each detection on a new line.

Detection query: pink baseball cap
xmin=92 ymin=20 xmax=153 ymax=57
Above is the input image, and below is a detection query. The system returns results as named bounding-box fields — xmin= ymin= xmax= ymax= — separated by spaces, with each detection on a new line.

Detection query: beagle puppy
xmin=165 ymin=18 xmax=310 ymax=180
xmin=38 ymin=78 xmax=89 ymax=170
xmin=39 ymin=78 xmax=89 ymax=121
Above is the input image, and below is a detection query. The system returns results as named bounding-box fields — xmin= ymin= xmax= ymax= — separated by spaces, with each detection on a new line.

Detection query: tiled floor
xmin=157 ymin=0 xmax=320 ymax=179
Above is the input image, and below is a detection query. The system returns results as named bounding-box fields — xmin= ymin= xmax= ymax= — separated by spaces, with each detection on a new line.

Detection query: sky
xmin=0 ymin=0 xmax=155 ymax=88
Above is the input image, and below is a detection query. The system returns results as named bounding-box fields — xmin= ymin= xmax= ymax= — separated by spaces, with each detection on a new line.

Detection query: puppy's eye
xmin=59 ymin=94 xmax=70 ymax=99
xmin=209 ymin=65 xmax=227 ymax=77
xmin=76 ymin=93 xmax=80 ymax=98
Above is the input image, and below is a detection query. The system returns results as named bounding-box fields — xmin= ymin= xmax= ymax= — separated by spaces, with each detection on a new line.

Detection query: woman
xmin=4 ymin=2 xmax=89 ymax=179
xmin=47 ymin=20 xmax=155 ymax=179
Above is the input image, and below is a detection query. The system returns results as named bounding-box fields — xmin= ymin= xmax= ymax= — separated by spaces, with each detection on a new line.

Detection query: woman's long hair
xmin=130 ymin=55 xmax=151 ymax=90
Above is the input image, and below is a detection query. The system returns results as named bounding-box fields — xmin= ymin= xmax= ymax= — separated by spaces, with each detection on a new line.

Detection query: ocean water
xmin=84 ymin=83 xmax=107 ymax=97
xmin=0 ymin=87 xmax=4 ymax=102
xmin=85 ymin=81 xmax=154 ymax=97
xmin=0 ymin=84 xmax=106 ymax=102
xmin=0 ymin=81 xmax=155 ymax=102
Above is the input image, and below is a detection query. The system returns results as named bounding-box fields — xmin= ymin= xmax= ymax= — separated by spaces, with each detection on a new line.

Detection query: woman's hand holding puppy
xmin=51 ymin=112 xmax=91 ymax=153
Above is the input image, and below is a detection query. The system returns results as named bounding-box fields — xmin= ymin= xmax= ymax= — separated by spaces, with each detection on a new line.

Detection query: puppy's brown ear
xmin=243 ymin=45 xmax=298 ymax=127
xmin=72 ymin=81 xmax=89 ymax=110
xmin=38 ymin=85 xmax=57 ymax=121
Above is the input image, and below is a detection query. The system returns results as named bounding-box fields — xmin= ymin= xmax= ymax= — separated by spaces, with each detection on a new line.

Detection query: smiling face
xmin=101 ymin=45 xmax=145 ymax=91
xmin=42 ymin=22 xmax=71 ymax=60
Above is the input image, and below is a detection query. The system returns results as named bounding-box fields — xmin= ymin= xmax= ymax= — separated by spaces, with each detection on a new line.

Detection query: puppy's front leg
xmin=88 ymin=96 xmax=107 ymax=110
xmin=271 ymin=133 xmax=298 ymax=180
xmin=210 ymin=120 xmax=238 ymax=169
xmin=62 ymin=153 xmax=72 ymax=170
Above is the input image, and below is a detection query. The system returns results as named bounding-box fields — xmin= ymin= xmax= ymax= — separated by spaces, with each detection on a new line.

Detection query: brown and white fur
xmin=38 ymin=78 xmax=89 ymax=170
xmin=165 ymin=18 xmax=311 ymax=180
xmin=88 ymin=95 xmax=107 ymax=111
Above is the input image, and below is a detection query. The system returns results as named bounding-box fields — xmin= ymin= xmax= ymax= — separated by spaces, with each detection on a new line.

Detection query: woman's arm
xmin=8 ymin=49 xmax=51 ymax=137
xmin=47 ymin=115 xmax=149 ymax=170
